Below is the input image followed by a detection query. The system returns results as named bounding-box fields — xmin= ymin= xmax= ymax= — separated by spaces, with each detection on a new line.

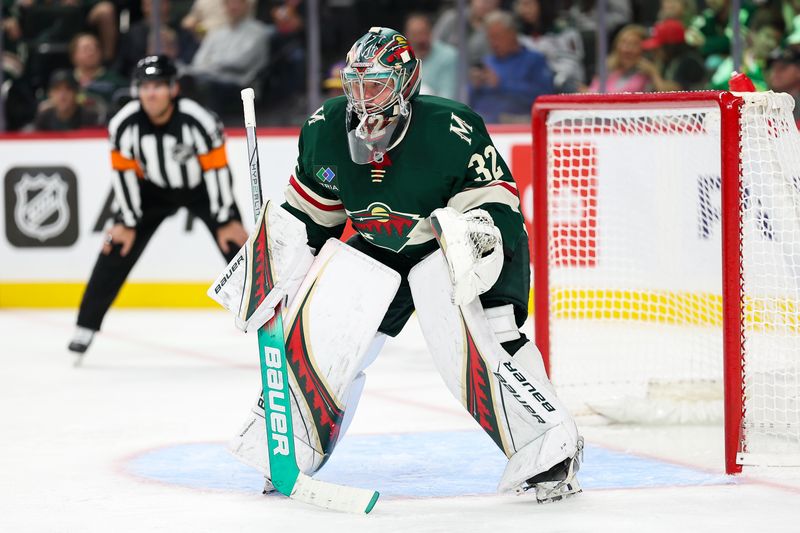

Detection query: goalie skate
xmin=517 ymin=437 xmax=584 ymax=504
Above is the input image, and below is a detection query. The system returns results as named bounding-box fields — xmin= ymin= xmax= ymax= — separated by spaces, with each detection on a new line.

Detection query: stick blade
xmin=290 ymin=473 xmax=380 ymax=514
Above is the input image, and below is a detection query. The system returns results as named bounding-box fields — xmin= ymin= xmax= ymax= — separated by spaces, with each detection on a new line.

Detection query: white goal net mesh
xmin=738 ymin=93 xmax=800 ymax=463
xmin=541 ymin=92 xmax=800 ymax=464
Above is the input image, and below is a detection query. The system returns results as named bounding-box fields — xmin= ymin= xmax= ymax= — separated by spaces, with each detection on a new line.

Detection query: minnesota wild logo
xmin=347 ymin=202 xmax=422 ymax=252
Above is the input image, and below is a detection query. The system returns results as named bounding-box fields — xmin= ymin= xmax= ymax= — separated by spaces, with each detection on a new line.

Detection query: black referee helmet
xmin=134 ymin=55 xmax=178 ymax=86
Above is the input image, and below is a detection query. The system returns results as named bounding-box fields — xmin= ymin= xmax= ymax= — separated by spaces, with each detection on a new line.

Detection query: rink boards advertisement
xmin=0 ymin=129 xmax=533 ymax=307
xmin=6 ymin=125 xmax=777 ymax=310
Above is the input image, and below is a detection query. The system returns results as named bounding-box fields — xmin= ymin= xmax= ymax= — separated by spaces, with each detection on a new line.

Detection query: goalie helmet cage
xmin=531 ymin=91 xmax=800 ymax=475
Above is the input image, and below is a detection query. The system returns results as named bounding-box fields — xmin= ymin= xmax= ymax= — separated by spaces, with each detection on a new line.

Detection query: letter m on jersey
xmin=450 ymin=113 xmax=473 ymax=145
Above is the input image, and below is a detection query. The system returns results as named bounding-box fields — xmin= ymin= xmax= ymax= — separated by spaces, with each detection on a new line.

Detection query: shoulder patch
xmin=449 ymin=112 xmax=473 ymax=145
xmin=308 ymin=106 xmax=325 ymax=125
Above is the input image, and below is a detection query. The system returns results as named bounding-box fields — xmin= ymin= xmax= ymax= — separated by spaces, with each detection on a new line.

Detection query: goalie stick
xmin=240 ymin=89 xmax=380 ymax=514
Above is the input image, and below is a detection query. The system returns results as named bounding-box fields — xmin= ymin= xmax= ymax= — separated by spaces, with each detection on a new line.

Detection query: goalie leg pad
xmin=335 ymin=332 xmax=386 ymax=440
xmin=408 ymin=251 xmax=581 ymax=494
xmin=229 ymin=239 xmax=400 ymax=479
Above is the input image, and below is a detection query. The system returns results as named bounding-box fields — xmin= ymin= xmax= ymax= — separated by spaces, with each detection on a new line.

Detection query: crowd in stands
xmin=2 ymin=0 xmax=800 ymax=131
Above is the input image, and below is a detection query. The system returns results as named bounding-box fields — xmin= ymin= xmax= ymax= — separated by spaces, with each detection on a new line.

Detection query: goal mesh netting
xmin=738 ymin=93 xmax=800 ymax=463
xmin=534 ymin=92 xmax=800 ymax=469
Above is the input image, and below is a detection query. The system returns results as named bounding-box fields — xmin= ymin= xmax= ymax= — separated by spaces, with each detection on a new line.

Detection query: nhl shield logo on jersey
xmin=348 ymin=202 xmax=422 ymax=252
xmin=171 ymin=143 xmax=195 ymax=164
xmin=4 ymin=167 xmax=79 ymax=247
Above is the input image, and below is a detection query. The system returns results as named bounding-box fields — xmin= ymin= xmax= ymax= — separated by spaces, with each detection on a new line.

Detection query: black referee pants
xmin=76 ymin=185 xmax=240 ymax=331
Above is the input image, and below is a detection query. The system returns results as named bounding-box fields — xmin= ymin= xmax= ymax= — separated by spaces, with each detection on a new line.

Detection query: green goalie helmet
xmin=340 ymin=27 xmax=422 ymax=164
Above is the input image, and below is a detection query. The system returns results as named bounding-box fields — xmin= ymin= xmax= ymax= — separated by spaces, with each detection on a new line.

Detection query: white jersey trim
xmin=447 ymin=181 xmax=521 ymax=214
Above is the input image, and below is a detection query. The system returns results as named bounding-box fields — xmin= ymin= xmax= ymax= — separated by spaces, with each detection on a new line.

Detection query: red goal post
xmin=531 ymin=91 xmax=800 ymax=475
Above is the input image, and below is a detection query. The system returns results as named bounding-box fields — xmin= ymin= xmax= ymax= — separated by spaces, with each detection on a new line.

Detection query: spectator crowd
xmin=2 ymin=0 xmax=800 ymax=130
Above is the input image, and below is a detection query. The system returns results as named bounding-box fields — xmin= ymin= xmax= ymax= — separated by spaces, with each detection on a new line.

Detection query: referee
xmin=68 ymin=55 xmax=248 ymax=356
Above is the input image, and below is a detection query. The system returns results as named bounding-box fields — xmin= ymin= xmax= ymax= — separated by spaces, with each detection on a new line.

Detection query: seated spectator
xmin=2 ymin=49 xmax=37 ymax=130
xmin=641 ymin=19 xmax=706 ymax=91
xmin=783 ymin=0 xmax=800 ymax=45
xmin=265 ymin=0 xmax=305 ymax=93
xmin=70 ymin=33 xmax=127 ymax=119
xmin=34 ymin=69 xmax=100 ymax=131
xmin=2 ymin=0 xmax=25 ymax=86
xmin=658 ymin=0 xmax=697 ymax=26
xmin=318 ymin=0 xmax=359 ymax=69
xmin=250 ymin=0 xmax=305 ymax=125
xmin=562 ymin=0 xmax=633 ymax=83
xmin=115 ymin=0 xmax=198 ymax=78
xmin=563 ymin=0 xmax=633 ymax=33
xmin=184 ymin=0 xmax=271 ymax=119
xmin=708 ymin=9 xmax=784 ymax=91
xmin=405 ymin=12 xmax=458 ymax=100
xmin=433 ymin=0 xmax=499 ymax=66
xmin=181 ymin=0 xmax=252 ymax=40
xmin=685 ymin=0 xmax=756 ymax=72
xmin=514 ymin=0 xmax=584 ymax=93
xmin=17 ymin=0 xmax=118 ymax=62
xmin=767 ymin=44 xmax=800 ymax=126
xmin=469 ymin=10 xmax=553 ymax=123
xmin=587 ymin=24 xmax=655 ymax=92
xmin=83 ymin=0 xmax=117 ymax=62
xmin=2 ymin=0 xmax=23 ymax=55
xmin=270 ymin=0 xmax=303 ymax=36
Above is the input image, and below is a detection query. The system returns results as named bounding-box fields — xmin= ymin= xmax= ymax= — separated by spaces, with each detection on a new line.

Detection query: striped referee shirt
xmin=108 ymin=97 xmax=238 ymax=228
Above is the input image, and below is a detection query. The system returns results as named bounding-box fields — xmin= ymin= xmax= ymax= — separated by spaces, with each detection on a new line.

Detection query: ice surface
xmin=1 ymin=310 xmax=798 ymax=532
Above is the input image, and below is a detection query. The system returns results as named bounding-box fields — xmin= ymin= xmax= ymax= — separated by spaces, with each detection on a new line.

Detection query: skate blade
xmin=535 ymin=482 xmax=582 ymax=504
xmin=516 ymin=477 xmax=583 ymax=503
xmin=263 ymin=478 xmax=276 ymax=494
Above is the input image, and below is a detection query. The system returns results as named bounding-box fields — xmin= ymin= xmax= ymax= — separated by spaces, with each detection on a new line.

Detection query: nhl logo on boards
xmin=4 ymin=167 xmax=79 ymax=247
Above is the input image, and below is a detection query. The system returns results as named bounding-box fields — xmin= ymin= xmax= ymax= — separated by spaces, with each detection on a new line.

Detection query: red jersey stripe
xmin=289 ymin=175 xmax=344 ymax=212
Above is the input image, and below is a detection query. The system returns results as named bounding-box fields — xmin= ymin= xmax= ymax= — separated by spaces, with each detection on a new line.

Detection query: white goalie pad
xmin=229 ymin=239 xmax=400 ymax=479
xmin=207 ymin=199 xmax=314 ymax=332
xmin=408 ymin=251 xmax=580 ymax=493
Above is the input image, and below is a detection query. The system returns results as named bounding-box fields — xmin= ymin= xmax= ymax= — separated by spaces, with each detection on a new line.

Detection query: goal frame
xmin=531 ymin=91 xmax=745 ymax=474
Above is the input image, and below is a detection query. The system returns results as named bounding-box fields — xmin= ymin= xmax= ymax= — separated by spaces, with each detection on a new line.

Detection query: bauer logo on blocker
xmin=4 ymin=167 xmax=79 ymax=247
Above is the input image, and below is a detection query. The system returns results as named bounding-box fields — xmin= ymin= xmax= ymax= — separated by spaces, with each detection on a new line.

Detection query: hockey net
xmin=532 ymin=91 xmax=800 ymax=473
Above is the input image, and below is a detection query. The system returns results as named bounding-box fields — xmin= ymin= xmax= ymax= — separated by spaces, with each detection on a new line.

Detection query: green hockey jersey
xmin=282 ymin=95 xmax=529 ymax=336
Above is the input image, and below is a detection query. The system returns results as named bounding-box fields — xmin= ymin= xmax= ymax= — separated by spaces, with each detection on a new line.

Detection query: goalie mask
xmin=341 ymin=27 xmax=422 ymax=164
